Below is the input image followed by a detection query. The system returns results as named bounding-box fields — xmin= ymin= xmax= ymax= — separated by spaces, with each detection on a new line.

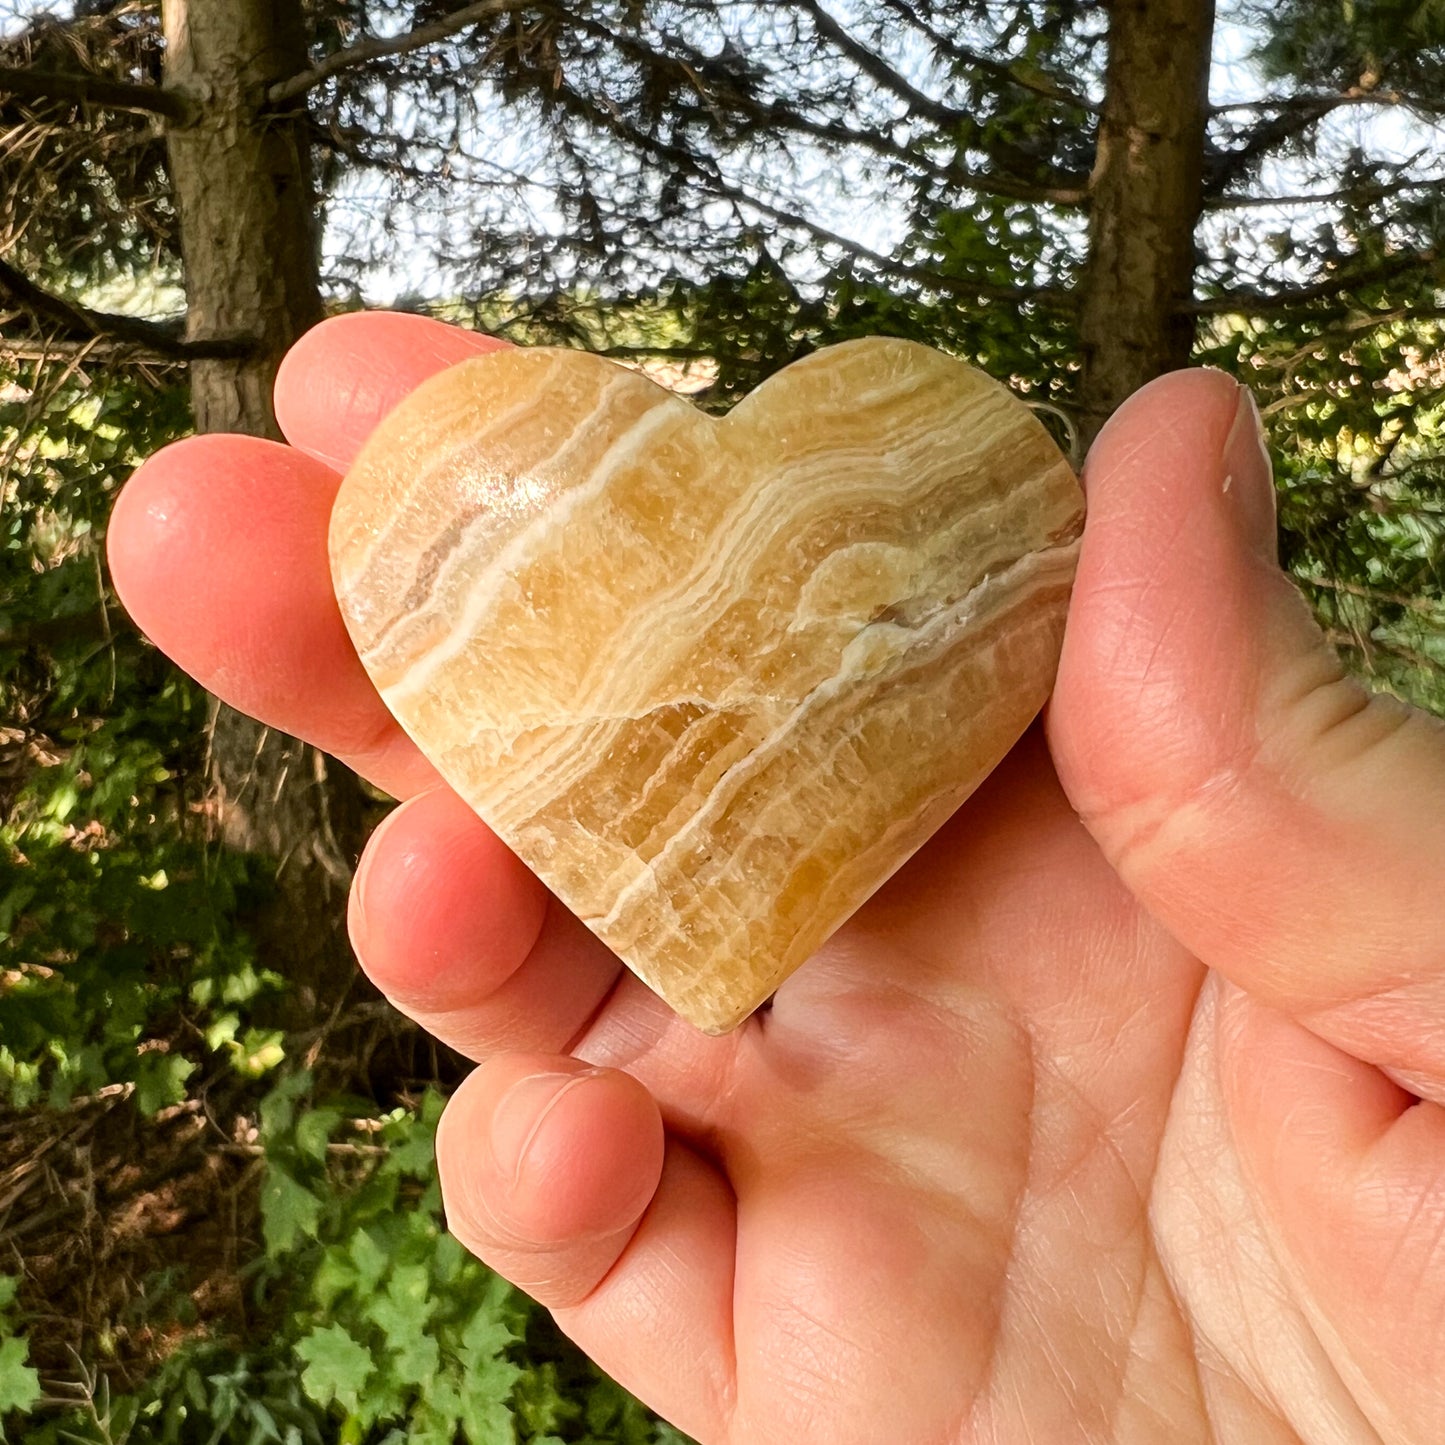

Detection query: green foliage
xmin=2 ymin=3 xmax=1443 ymax=1442
xmin=1201 ymin=309 xmax=1445 ymax=712
xmin=0 ymin=1277 xmax=42 ymax=1437
xmin=0 ymin=345 xmax=691 ymax=1443
xmin=12 ymin=1076 xmax=690 ymax=1445
xmin=0 ymin=361 xmax=286 ymax=1111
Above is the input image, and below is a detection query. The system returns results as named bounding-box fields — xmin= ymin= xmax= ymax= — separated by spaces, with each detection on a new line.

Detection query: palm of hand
xmin=110 ymin=314 xmax=1445 ymax=1445
xmin=556 ymin=735 xmax=1418 ymax=1445
xmin=584 ymin=737 xmax=1202 ymax=1443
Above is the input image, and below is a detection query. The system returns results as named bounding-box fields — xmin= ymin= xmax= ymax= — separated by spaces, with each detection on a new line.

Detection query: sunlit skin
xmin=109 ymin=312 xmax=1445 ymax=1445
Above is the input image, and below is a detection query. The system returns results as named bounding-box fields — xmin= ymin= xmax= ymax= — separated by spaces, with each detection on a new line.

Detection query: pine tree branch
xmin=0 ymin=257 xmax=250 ymax=360
xmin=0 ymin=335 xmax=190 ymax=366
xmin=1305 ymin=575 xmax=1445 ymax=618
xmin=1207 ymin=176 xmax=1445 ymax=209
xmin=549 ymin=10 xmax=1089 ymax=206
xmin=873 ymin=0 xmax=1099 ymax=113
xmin=1189 ymin=249 xmax=1440 ymax=315
xmin=266 ymin=0 xmax=523 ymax=106
xmin=1212 ymin=90 xmax=1445 ymax=119
xmin=0 ymin=63 xmax=191 ymax=123
xmin=786 ymin=0 xmax=962 ymax=127
xmin=770 ymin=105 xmax=1089 ymax=206
xmin=1325 ymin=628 xmax=1444 ymax=675
xmin=1207 ymin=97 xmax=1337 ymax=192
xmin=546 ymin=77 xmax=1073 ymax=308
xmin=767 ymin=0 xmax=1090 ymax=202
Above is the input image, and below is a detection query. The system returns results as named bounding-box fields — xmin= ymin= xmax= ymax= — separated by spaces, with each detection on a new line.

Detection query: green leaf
xmin=384 ymin=1121 xmax=438 ymax=1180
xmin=388 ymin=1331 xmax=439 ymax=1389
xmin=133 ymin=1049 xmax=195 ymax=1115
xmin=260 ymin=1165 xmax=322 ymax=1258
xmin=346 ymin=1228 xmax=388 ymax=1294
xmin=295 ymin=1324 xmax=374 ymax=1415
xmin=295 ymin=1107 xmax=343 ymax=1162
xmin=0 ymin=1335 xmax=41 ymax=1420
xmin=458 ymin=1309 xmax=516 ymax=1368
xmin=458 ymin=1395 xmax=516 ymax=1445
xmin=368 ymin=1264 xmax=439 ymax=1387
xmin=259 ymin=1069 xmax=313 ymax=1143
xmin=371 ymin=1265 xmax=433 ymax=1340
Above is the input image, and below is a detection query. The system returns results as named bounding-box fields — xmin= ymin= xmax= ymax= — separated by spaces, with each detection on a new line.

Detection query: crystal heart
xmin=330 ymin=337 xmax=1083 ymax=1032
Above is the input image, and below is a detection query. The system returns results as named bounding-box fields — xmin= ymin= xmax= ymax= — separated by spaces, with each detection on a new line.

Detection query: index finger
xmin=108 ymin=313 xmax=506 ymax=797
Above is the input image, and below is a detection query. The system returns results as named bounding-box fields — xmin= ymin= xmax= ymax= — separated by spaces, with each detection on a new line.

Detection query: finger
xmin=437 ymin=1054 xmax=736 ymax=1442
xmin=1217 ymin=987 xmax=1445 ymax=1439
xmin=108 ymin=435 xmax=439 ymax=798
xmin=110 ymin=313 xmax=506 ymax=796
xmin=348 ymin=787 xmax=623 ymax=1053
xmin=1049 ymin=369 xmax=1445 ymax=1087
xmin=349 ymin=788 xmax=747 ymax=1129
xmin=274 ymin=311 xmax=508 ymax=471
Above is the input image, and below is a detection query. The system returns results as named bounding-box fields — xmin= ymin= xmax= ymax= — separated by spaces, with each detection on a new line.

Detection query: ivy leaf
xmin=408 ymin=1384 xmax=463 ymax=1445
xmin=459 ymin=1395 xmax=517 ymax=1444
xmin=133 ymin=1050 xmax=194 ymax=1115
xmin=389 ymin=1330 xmax=440 ymax=1389
xmin=385 ymin=1122 xmax=438 ymax=1180
xmin=259 ymin=1068 xmax=313 ymax=1143
xmin=261 ymin=1165 xmax=322 ymax=1257
xmin=295 ymin=1323 xmax=374 ymax=1415
xmin=458 ymin=1310 xmax=516 ymax=1368
xmin=0 ymin=1335 xmax=41 ymax=1423
xmin=295 ymin=1106 xmax=343 ymax=1162
xmin=346 ymin=1227 xmax=389 ymax=1294
xmin=372 ymin=1264 xmax=439 ymax=1383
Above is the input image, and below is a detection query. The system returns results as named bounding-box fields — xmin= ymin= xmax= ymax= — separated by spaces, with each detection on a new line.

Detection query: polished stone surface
xmin=331 ymin=338 xmax=1084 ymax=1031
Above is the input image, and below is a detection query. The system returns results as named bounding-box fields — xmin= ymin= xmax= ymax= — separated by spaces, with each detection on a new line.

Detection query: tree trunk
xmin=1077 ymin=0 xmax=1216 ymax=446
xmin=160 ymin=0 xmax=366 ymax=1011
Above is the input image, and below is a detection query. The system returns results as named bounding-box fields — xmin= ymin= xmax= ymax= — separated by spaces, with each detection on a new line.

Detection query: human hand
xmin=110 ymin=313 xmax=1445 ymax=1444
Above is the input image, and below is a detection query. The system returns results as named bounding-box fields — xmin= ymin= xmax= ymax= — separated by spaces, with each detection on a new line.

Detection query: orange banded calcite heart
xmin=330 ymin=338 xmax=1083 ymax=1032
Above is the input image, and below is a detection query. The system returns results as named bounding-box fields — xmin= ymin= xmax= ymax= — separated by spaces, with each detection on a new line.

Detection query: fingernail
xmin=1222 ymin=383 xmax=1278 ymax=562
xmin=490 ymin=1069 xmax=592 ymax=1184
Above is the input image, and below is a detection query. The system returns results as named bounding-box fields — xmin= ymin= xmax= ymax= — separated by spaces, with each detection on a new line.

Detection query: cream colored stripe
xmin=586 ymin=537 xmax=1081 ymax=930
xmin=475 ymin=460 xmax=1065 ymax=820
xmin=447 ymin=400 xmax=1039 ymax=810
xmin=360 ymin=365 xmax=642 ymax=672
xmin=381 ymin=393 xmax=682 ymax=702
xmin=338 ymin=365 xmax=559 ymax=595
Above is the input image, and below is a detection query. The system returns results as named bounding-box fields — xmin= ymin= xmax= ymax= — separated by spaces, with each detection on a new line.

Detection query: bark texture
xmin=1077 ymin=0 xmax=1216 ymax=445
xmin=160 ymin=0 xmax=324 ymax=433
xmin=160 ymin=0 xmax=366 ymax=1008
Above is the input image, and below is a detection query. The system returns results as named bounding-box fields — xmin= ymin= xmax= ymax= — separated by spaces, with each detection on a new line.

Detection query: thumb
xmin=1049 ymin=369 xmax=1445 ymax=1093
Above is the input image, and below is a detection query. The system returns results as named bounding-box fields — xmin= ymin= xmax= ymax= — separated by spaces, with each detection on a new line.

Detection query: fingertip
xmin=107 ymin=433 xmax=380 ymax=732
xmin=108 ymin=435 xmax=188 ymax=619
xmin=349 ymin=788 xmax=549 ymax=1014
xmin=1053 ymin=367 xmax=1268 ymax=820
xmin=437 ymin=1055 xmax=665 ymax=1302
xmin=500 ymin=1064 xmax=664 ymax=1242
xmin=1083 ymin=366 xmax=1240 ymax=485
xmin=275 ymin=312 xmax=509 ymax=471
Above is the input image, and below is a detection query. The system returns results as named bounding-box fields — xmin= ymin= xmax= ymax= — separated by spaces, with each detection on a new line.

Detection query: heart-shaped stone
xmin=331 ymin=337 xmax=1083 ymax=1032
